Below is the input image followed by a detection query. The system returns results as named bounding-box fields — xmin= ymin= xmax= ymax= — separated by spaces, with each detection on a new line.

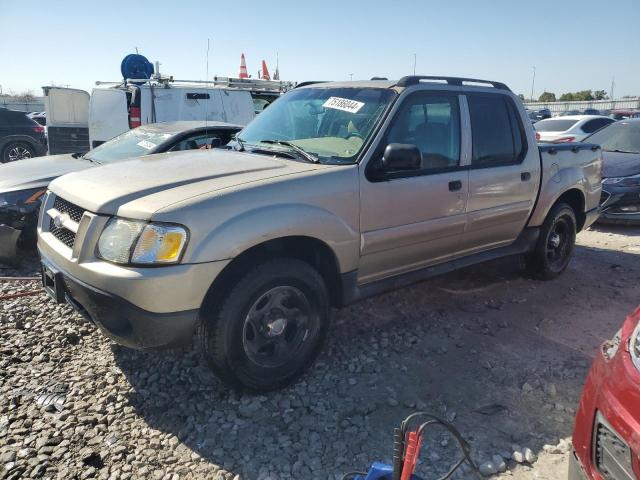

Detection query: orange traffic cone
xmin=239 ymin=54 xmax=249 ymax=79
xmin=261 ymin=60 xmax=271 ymax=80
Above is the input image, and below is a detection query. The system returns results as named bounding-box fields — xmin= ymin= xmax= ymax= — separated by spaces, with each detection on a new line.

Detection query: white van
xmin=44 ymin=77 xmax=288 ymax=152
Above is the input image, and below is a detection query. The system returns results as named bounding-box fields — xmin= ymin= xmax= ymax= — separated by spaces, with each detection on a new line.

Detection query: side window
xmin=468 ymin=94 xmax=525 ymax=167
xmin=386 ymin=94 xmax=461 ymax=172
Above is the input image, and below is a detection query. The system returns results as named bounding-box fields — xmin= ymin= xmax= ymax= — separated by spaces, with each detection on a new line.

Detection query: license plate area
xmin=41 ymin=262 xmax=65 ymax=303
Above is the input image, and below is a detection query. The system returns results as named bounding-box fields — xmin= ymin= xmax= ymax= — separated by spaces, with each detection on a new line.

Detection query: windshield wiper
xmin=604 ymin=149 xmax=640 ymax=154
xmin=234 ymin=136 xmax=246 ymax=152
xmin=258 ymin=140 xmax=319 ymax=164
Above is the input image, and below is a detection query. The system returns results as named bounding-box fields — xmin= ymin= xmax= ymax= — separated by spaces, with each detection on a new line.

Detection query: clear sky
xmin=1 ymin=0 xmax=638 ymax=99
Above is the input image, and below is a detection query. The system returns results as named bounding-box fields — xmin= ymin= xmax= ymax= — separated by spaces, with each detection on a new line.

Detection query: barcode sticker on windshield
xmin=137 ymin=140 xmax=156 ymax=150
xmin=323 ymin=97 xmax=365 ymax=114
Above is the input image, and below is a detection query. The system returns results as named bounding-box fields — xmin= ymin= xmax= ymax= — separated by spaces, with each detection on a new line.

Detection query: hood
xmin=602 ymin=151 xmax=640 ymax=178
xmin=0 ymin=154 xmax=93 ymax=192
xmin=49 ymin=149 xmax=321 ymax=218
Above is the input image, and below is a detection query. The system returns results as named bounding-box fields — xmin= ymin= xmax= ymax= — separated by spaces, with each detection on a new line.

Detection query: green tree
xmin=559 ymin=92 xmax=575 ymax=101
xmin=538 ymin=91 xmax=556 ymax=102
xmin=517 ymin=93 xmax=526 ymax=102
xmin=593 ymin=90 xmax=608 ymax=100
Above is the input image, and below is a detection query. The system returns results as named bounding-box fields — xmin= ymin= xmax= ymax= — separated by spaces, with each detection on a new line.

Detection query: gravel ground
xmin=1 ymin=224 xmax=639 ymax=480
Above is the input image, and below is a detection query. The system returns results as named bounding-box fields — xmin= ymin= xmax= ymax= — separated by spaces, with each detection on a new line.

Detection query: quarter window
xmin=581 ymin=118 xmax=613 ymax=134
xmin=386 ymin=94 xmax=461 ymax=172
xmin=468 ymin=94 xmax=525 ymax=167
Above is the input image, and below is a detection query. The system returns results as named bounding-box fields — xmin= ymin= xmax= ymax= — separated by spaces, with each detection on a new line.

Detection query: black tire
xmin=525 ymin=202 xmax=577 ymax=280
xmin=2 ymin=141 xmax=35 ymax=163
xmin=199 ymin=258 xmax=330 ymax=392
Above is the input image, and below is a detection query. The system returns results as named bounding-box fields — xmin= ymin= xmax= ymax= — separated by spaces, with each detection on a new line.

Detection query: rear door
xmin=43 ymin=87 xmax=90 ymax=154
xmin=458 ymin=93 xmax=540 ymax=256
xmin=88 ymin=88 xmax=129 ymax=148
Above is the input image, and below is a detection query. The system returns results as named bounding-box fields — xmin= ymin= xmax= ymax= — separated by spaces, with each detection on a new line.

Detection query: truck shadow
xmin=112 ymin=242 xmax=640 ymax=479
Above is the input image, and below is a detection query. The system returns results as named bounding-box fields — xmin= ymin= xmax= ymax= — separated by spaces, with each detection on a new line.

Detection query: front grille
xmin=53 ymin=196 xmax=85 ymax=223
xmin=595 ymin=421 xmax=636 ymax=480
xmin=49 ymin=219 xmax=76 ymax=249
xmin=616 ymin=193 xmax=640 ymax=207
xmin=49 ymin=196 xmax=86 ymax=249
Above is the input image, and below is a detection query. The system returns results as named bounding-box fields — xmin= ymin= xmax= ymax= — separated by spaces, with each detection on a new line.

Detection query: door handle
xmin=521 ymin=172 xmax=531 ymax=181
xmin=448 ymin=180 xmax=462 ymax=191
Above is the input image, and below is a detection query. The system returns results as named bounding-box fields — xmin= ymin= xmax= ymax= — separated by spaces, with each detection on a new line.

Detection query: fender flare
xmin=187 ymin=203 xmax=360 ymax=273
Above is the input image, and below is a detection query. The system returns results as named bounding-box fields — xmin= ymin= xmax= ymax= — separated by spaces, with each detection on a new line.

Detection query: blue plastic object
xmin=353 ymin=462 xmax=424 ymax=480
xmin=120 ymin=54 xmax=154 ymax=83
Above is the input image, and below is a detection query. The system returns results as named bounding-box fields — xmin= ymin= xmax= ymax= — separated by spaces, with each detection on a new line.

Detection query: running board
xmin=341 ymin=228 xmax=540 ymax=306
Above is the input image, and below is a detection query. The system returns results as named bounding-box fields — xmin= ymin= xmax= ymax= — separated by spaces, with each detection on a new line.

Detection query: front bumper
xmin=571 ymin=310 xmax=640 ymax=480
xmin=569 ymin=450 xmax=589 ymax=480
xmin=41 ymin=253 xmax=200 ymax=349
xmin=599 ymin=188 xmax=640 ymax=224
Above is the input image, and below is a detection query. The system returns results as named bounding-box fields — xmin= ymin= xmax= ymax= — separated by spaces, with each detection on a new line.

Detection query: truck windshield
xmin=237 ymin=87 xmax=396 ymax=163
xmin=84 ymin=128 xmax=173 ymax=163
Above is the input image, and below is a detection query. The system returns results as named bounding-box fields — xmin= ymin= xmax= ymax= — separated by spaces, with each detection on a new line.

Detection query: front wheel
xmin=525 ymin=202 xmax=577 ymax=280
xmin=199 ymin=258 xmax=330 ymax=392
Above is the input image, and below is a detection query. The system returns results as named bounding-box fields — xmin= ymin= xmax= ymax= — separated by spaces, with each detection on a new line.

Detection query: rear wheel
xmin=199 ymin=258 xmax=330 ymax=392
xmin=525 ymin=202 xmax=577 ymax=280
xmin=2 ymin=142 xmax=35 ymax=163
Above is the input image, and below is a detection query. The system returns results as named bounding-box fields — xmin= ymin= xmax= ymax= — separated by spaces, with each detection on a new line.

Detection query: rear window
xmin=468 ymin=94 xmax=526 ymax=167
xmin=534 ymin=119 xmax=578 ymax=132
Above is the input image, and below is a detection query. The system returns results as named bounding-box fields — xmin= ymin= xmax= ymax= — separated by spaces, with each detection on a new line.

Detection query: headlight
xmin=631 ymin=322 xmax=640 ymax=371
xmin=97 ymin=218 xmax=188 ymax=265
xmin=603 ymin=174 xmax=640 ymax=187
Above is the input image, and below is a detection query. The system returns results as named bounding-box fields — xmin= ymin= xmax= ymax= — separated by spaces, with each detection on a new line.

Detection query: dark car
xmin=527 ymin=108 xmax=552 ymax=122
xmin=0 ymin=120 xmax=241 ymax=263
xmin=0 ymin=108 xmax=47 ymax=163
xmin=582 ymin=108 xmax=601 ymax=115
xmin=584 ymin=119 xmax=640 ymax=224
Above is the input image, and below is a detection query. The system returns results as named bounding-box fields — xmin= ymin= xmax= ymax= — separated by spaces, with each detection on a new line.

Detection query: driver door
xmin=358 ymin=92 xmax=469 ymax=284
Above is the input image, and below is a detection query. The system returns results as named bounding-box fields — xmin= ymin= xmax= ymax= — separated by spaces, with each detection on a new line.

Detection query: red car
xmin=570 ymin=306 xmax=640 ymax=479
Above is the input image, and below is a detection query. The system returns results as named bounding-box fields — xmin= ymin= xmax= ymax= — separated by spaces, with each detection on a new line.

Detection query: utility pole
xmin=610 ymin=76 xmax=615 ymax=101
xmin=349 ymin=73 xmax=353 ymax=81
xmin=413 ymin=53 xmax=417 ymax=75
xmin=530 ymin=66 xmax=536 ymax=102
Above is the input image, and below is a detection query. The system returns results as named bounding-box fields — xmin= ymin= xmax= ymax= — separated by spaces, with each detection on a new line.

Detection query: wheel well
xmin=202 ymin=236 xmax=343 ymax=311
xmin=554 ymin=189 xmax=586 ymax=231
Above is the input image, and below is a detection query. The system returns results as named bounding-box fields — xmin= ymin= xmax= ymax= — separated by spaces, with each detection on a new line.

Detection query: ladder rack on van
xmin=95 ymin=76 xmax=293 ymax=93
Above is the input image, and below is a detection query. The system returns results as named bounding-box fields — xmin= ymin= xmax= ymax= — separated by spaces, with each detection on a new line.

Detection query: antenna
xmin=205 ymin=38 xmax=210 ymax=127
xmin=413 ymin=53 xmax=417 ymax=75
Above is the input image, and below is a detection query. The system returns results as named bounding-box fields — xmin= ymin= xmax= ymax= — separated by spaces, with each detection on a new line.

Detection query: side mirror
xmin=380 ymin=143 xmax=422 ymax=171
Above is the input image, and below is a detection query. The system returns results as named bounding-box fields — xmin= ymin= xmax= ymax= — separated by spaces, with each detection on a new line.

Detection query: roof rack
xmin=396 ymin=76 xmax=511 ymax=91
xmin=95 ymin=75 xmax=292 ymax=93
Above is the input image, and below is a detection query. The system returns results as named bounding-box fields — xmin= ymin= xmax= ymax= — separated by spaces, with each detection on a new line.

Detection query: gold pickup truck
xmin=37 ymin=76 xmax=602 ymax=391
